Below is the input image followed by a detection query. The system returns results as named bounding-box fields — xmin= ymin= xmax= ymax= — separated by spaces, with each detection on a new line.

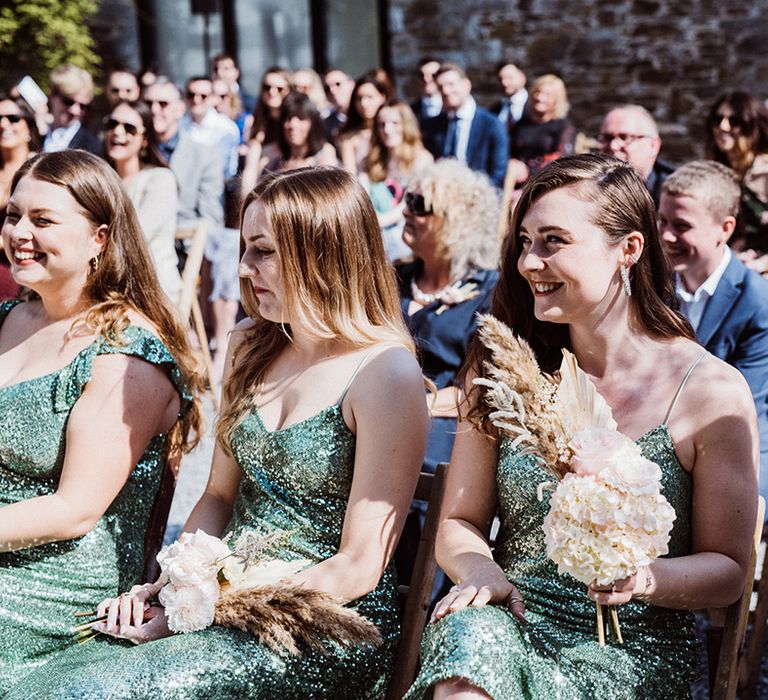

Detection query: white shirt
xmin=43 ymin=121 xmax=81 ymax=152
xmin=180 ymin=110 xmax=240 ymax=179
xmin=448 ymin=97 xmax=477 ymax=164
xmin=676 ymin=246 xmax=731 ymax=331
xmin=497 ymin=88 xmax=528 ymax=125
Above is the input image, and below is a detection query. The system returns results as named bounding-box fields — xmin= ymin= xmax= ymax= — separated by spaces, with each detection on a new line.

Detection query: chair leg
xmin=741 ymin=538 xmax=768 ymax=700
xmin=191 ymin=297 xmax=220 ymax=411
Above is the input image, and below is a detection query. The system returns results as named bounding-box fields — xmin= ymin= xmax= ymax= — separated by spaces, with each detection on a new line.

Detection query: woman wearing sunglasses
xmin=104 ymin=99 xmax=181 ymax=304
xmin=705 ymin=91 xmax=768 ymax=273
xmin=0 ymin=96 xmax=41 ymax=299
xmin=394 ymin=160 xmax=500 ymax=589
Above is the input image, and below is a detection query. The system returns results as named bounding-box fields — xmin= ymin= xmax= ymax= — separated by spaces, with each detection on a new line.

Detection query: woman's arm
xmin=240 ymin=139 xmax=264 ymax=197
xmin=591 ymin=359 xmax=759 ymax=610
xmin=290 ymin=346 xmax=428 ymax=600
xmin=0 ymin=354 xmax=178 ymax=551
xmin=317 ymin=142 xmax=339 ymax=167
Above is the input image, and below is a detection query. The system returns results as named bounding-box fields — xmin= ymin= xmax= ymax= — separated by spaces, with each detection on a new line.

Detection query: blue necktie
xmin=444 ymin=116 xmax=458 ymax=158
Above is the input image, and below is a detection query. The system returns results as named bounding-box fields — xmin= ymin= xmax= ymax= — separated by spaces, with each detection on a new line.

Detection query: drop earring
xmin=620 ymin=264 xmax=632 ymax=297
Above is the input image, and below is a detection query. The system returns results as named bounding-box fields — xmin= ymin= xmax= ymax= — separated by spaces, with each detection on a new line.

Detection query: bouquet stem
xmin=610 ymin=607 xmax=623 ymax=644
xmin=595 ymin=602 xmax=605 ymax=647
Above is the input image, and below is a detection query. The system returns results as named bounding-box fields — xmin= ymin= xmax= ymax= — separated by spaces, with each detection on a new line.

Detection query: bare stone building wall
xmin=387 ymin=0 xmax=768 ymax=163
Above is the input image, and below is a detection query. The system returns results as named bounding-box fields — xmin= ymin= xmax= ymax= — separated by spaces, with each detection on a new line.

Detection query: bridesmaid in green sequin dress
xmin=8 ymin=166 xmax=429 ymax=699
xmin=0 ymin=151 xmax=202 ymax=689
xmin=407 ymin=154 xmax=759 ymax=700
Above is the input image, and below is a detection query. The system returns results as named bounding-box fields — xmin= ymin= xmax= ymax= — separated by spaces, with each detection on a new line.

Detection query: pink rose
xmin=568 ymin=428 xmax=641 ymax=477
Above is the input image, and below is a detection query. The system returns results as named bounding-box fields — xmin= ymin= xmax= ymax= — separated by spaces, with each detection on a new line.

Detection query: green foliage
xmin=0 ymin=0 xmax=101 ymax=92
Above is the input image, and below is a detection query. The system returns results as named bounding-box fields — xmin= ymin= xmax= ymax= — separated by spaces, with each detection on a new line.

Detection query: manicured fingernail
xmin=119 ymin=624 xmax=126 ymax=634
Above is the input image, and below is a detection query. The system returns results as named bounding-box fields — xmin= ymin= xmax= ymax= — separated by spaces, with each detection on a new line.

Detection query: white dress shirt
xmin=498 ymin=88 xmax=528 ymax=125
xmin=675 ymin=246 xmax=731 ymax=331
xmin=448 ymin=97 xmax=477 ymax=164
xmin=43 ymin=121 xmax=81 ymax=152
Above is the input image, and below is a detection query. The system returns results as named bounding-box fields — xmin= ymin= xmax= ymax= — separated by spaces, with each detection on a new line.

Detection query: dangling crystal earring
xmin=620 ymin=263 xmax=632 ymax=297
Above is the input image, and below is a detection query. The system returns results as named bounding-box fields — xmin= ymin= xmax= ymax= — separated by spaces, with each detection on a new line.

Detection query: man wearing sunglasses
xmin=43 ymin=65 xmax=100 ymax=155
xmin=598 ymin=104 xmax=674 ymax=207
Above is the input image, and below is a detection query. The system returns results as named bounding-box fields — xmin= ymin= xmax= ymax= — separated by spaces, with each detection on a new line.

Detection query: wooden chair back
xmin=141 ymin=445 xmax=183 ymax=583
xmin=175 ymin=221 xmax=219 ymax=410
xmin=708 ymin=495 xmax=765 ymax=699
xmin=386 ymin=462 xmax=449 ymax=700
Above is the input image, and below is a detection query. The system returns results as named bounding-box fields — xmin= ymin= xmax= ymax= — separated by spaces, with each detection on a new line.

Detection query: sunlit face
xmin=283 ymin=115 xmax=312 ymax=148
xmin=530 ymin=83 xmax=557 ymax=119
xmin=261 ymin=73 xmax=290 ymax=110
xmin=292 ymin=70 xmax=316 ymax=96
xmin=402 ymin=190 xmax=443 ymax=258
xmin=376 ymin=107 xmax=404 ymax=149
xmin=658 ymin=193 xmax=729 ymax=287
xmin=599 ymin=109 xmax=661 ymax=179
xmin=517 ymin=188 xmax=625 ymax=325
xmin=355 ymin=82 xmax=386 ymax=121
xmin=323 ymin=70 xmax=354 ymax=112
xmin=144 ymin=82 xmax=184 ymax=139
xmin=2 ymin=176 xmax=105 ymax=296
xmin=436 ymin=70 xmax=471 ymax=111
xmin=712 ymin=102 xmax=740 ymax=154
xmin=106 ymin=71 xmax=140 ymax=107
xmin=50 ymin=88 xmax=92 ymax=130
xmin=105 ymin=103 xmax=146 ymax=165
xmin=498 ymin=64 xmax=525 ymax=96
xmin=0 ymin=100 xmax=31 ymax=152
xmin=239 ymin=201 xmax=284 ymax=322
xmin=186 ymin=79 xmax=213 ymax=121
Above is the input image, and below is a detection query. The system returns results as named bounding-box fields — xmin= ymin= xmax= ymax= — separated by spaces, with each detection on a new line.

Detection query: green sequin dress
xmin=405 ymin=426 xmax=700 ymax=700
xmin=6 ymin=399 xmax=400 ymax=699
xmin=0 ymin=300 xmax=191 ymax=690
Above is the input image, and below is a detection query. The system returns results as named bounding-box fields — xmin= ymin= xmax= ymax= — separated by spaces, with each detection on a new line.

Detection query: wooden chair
xmin=176 ymin=221 xmax=219 ymax=410
xmin=707 ymin=496 xmax=765 ymax=699
xmin=386 ymin=462 xmax=449 ymax=700
xmin=141 ymin=446 xmax=184 ymax=583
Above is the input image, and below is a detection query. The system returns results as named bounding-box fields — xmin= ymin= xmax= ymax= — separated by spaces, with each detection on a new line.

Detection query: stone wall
xmin=387 ymin=0 xmax=768 ymax=163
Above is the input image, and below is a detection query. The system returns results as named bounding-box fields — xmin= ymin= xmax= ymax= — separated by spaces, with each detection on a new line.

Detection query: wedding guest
xmin=491 ymin=61 xmax=528 ymax=130
xmin=259 ymin=91 xmax=337 ymax=178
xmin=407 ymin=154 xmax=758 ymax=700
xmin=394 ymin=159 xmax=499 ymax=585
xmin=323 ymin=67 xmax=356 ymax=144
xmin=104 ymin=100 xmax=181 ymax=303
xmin=338 ymin=70 xmax=391 ymax=175
xmin=0 ymin=96 xmax=40 ymax=298
xmin=240 ymin=67 xmax=292 ymax=195
xmin=0 ymin=150 xmax=202 ymax=687
xmin=507 ymin=73 xmax=574 ymax=187
xmin=410 ymin=57 xmax=443 ymax=129
xmin=292 ymin=68 xmax=330 ymax=117
xmin=659 ymin=160 xmax=768 ymax=506
xmin=211 ymin=52 xmax=256 ymax=114
xmin=43 ymin=65 xmax=100 ymax=155
xmin=9 ymin=166 xmax=429 ymax=699
xmin=105 ymin=69 xmax=140 ymax=108
xmin=705 ymin=91 xmax=768 ymax=268
xmin=361 ymin=99 xmax=433 ymax=260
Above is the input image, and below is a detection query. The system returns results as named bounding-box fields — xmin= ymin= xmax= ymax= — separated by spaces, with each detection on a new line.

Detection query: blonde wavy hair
xmin=217 ymin=166 xmax=415 ymax=449
xmin=530 ymin=74 xmax=570 ymax=120
xmin=11 ymin=151 xmax=203 ymax=455
xmin=409 ymin=159 xmax=501 ymax=279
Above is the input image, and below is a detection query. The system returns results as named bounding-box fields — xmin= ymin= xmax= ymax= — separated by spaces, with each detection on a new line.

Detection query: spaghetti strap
xmin=334 ymin=346 xmax=391 ymax=407
xmin=663 ymin=350 xmax=708 ymax=425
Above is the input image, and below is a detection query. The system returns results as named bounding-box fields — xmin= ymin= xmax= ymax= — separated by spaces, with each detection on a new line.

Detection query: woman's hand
xmin=93 ymin=604 xmax=171 ymax=645
xmin=587 ymin=567 xmax=653 ymax=606
xmin=95 ymin=579 xmax=165 ymax=637
xmin=430 ymin=577 xmax=525 ymax=625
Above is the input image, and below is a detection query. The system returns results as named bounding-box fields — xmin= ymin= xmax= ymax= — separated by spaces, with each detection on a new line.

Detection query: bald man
xmin=599 ymin=105 xmax=674 ymax=206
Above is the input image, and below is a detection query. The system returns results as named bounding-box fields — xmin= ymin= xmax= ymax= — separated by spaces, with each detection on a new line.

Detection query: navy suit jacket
xmin=695 ymin=254 xmax=768 ymax=478
xmin=422 ymin=106 xmax=509 ymax=188
xmin=68 ymin=125 xmax=102 ymax=155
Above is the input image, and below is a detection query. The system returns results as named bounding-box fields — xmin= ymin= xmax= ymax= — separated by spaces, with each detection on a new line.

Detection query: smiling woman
xmin=406 ymin=154 xmax=759 ymax=700
xmin=0 ymin=150 xmax=202 ymax=688
xmin=103 ymin=99 xmax=181 ymax=304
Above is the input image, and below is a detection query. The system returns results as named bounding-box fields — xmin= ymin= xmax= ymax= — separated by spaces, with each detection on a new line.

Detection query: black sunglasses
xmin=0 ymin=114 xmax=23 ymax=124
xmin=404 ymin=192 xmax=433 ymax=217
xmin=146 ymin=99 xmax=170 ymax=110
xmin=58 ymin=94 xmax=90 ymax=110
xmin=103 ymin=117 xmax=144 ymax=136
xmin=186 ymin=90 xmax=211 ymax=101
xmin=714 ymin=111 xmax=745 ymax=129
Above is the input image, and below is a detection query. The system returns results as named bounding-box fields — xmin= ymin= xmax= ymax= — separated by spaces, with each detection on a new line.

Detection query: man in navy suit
xmin=409 ymin=57 xmax=442 ymax=129
xmin=421 ymin=63 xmax=508 ymax=188
xmin=660 ymin=160 xmax=768 ymax=502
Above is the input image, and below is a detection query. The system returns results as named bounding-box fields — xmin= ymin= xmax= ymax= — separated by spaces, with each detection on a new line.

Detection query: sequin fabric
xmin=7 ymin=402 xmax=400 ymax=699
xmin=406 ymin=425 xmax=699 ymax=700
xmin=0 ymin=299 xmax=191 ymax=691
